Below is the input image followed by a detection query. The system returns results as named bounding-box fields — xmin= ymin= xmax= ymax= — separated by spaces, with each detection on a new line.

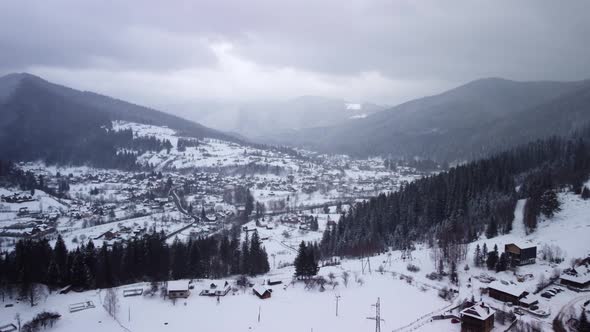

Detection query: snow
xmin=167 ymin=280 xmax=190 ymax=292
xmin=460 ymin=302 xmax=495 ymax=320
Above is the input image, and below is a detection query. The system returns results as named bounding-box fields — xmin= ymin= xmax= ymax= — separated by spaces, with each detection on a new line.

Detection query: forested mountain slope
xmin=268 ymin=78 xmax=590 ymax=162
xmin=0 ymin=73 xmax=243 ymax=168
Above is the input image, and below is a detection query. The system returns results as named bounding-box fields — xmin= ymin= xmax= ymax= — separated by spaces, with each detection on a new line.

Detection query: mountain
xmin=265 ymin=78 xmax=590 ymax=162
xmin=0 ymin=73 xmax=240 ymax=167
xmin=169 ymin=96 xmax=387 ymax=138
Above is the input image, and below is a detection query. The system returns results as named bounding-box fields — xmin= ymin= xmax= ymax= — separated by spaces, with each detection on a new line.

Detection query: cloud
xmin=1 ymin=0 xmax=589 ymax=108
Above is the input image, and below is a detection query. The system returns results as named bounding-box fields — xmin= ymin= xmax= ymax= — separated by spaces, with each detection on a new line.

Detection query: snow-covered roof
xmin=488 ymin=281 xmax=527 ymax=297
xmin=561 ymin=265 xmax=590 ymax=284
xmin=168 ymin=280 xmax=189 ymax=292
xmin=519 ymin=294 xmax=539 ymax=305
xmin=253 ymin=284 xmax=270 ymax=295
xmin=460 ymin=302 xmax=495 ymax=321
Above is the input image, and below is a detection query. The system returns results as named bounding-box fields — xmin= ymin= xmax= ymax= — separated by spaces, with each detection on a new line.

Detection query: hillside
xmin=0 ymin=73 xmax=244 ymax=167
xmin=265 ymin=78 xmax=590 ymax=161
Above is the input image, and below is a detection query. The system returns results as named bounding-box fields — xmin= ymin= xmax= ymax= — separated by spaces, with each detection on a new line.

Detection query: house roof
xmin=253 ymin=284 xmax=270 ymax=296
xmin=168 ymin=280 xmax=189 ymax=292
xmin=561 ymin=265 xmax=590 ymax=284
xmin=505 ymin=241 xmax=536 ymax=250
xmin=488 ymin=280 xmax=527 ymax=298
xmin=460 ymin=302 xmax=495 ymax=321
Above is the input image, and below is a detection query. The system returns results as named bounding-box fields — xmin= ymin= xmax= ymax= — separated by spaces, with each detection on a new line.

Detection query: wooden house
xmin=167 ymin=280 xmax=190 ymax=299
xmin=252 ymin=284 xmax=271 ymax=299
xmin=504 ymin=243 xmax=536 ymax=266
xmin=560 ymin=264 xmax=590 ymax=288
xmin=487 ymin=281 xmax=528 ymax=305
xmin=460 ymin=302 xmax=495 ymax=332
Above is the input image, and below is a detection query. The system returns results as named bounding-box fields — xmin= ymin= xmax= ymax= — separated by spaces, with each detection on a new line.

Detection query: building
xmin=252 ymin=284 xmax=271 ymax=299
xmin=487 ymin=281 xmax=528 ymax=305
xmin=199 ymin=282 xmax=231 ymax=296
xmin=167 ymin=280 xmax=190 ymax=299
xmin=504 ymin=243 xmax=536 ymax=266
xmin=560 ymin=264 xmax=590 ymax=288
xmin=460 ymin=302 xmax=495 ymax=332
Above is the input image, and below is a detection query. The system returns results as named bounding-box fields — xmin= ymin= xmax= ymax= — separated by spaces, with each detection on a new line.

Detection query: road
xmin=553 ymin=294 xmax=590 ymax=332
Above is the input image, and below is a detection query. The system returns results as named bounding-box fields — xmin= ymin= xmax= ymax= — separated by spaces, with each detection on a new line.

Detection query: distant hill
xmin=264 ymin=78 xmax=590 ymax=161
xmin=0 ymin=73 xmax=240 ymax=167
xmin=237 ymin=96 xmax=386 ymax=138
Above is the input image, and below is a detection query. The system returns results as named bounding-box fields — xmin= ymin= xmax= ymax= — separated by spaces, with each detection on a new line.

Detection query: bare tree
xmin=341 ymin=271 xmax=350 ymax=288
xmin=103 ymin=288 xmax=119 ymax=319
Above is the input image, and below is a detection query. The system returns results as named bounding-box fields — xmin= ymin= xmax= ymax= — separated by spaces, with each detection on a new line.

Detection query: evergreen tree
xmin=486 ymin=245 xmax=499 ymax=270
xmin=582 ymin=187 xmax=590 ymax=200
xmin=474 ymin=244 xmax=481 ymax=267
xmin=539 ymin=190 xmax=561 ymax=218
xmin=70 ymin=251 xmax=87 ymax=289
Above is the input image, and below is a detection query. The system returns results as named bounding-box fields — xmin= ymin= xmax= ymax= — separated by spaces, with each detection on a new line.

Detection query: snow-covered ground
xmin=3 ymin=191 xmax=589 ymax=331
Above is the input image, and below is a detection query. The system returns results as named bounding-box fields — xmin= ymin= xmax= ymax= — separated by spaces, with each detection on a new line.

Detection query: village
xmin=0 ymin=121 xmax=422 ymax=252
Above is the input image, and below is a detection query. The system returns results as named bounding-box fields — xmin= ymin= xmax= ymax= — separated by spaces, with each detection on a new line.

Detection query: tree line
xmin=0 ymin=229 xmax=270 ymax=301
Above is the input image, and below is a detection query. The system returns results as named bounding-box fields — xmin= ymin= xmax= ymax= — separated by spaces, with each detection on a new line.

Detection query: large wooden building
xmin=560 ymin=264 xmax=590 ymax=289
xmin=460 ymin=302 xmax=495 ymax=332
xmin=504 ymin=243 xmax=536 ymax=266
xmin=487 ymin=281 xmax=528 ymax=305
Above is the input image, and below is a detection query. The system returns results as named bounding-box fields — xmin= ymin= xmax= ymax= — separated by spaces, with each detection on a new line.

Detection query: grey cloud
xmin=0 ymin=0 xmax=589 ymax=106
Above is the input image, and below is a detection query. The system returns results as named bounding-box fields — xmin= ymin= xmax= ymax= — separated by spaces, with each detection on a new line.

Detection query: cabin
xmin=199 ymin=282 xmax=231 ymax=297
xmin=560 ymin=264 xmax=590 ymax=289
xmin=487 ymin=281 xmax=528 ymax=305
xmin=167 ymin=280 xmax=190 ymax=299
xmin=504 ymin=243 xmax=536 ymax=266
xmin=460 ymin=302 xmax=495 ymax=332
xmin=253 ymin=285 xmax=271 ymax=299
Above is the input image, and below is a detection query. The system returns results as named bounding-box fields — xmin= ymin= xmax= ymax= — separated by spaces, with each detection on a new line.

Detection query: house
xmin=460 ymin=302 xmax=495 ymax=332
xmin=504 ymin=243 xmax=536 ymax=266
xmin=487 ymin=281 xmax=528 ymax=305
xmin=560 ymin=264 xmax=590 ymax=289
xmin=252 ymin=284 xmax=271 ymax=299
xmin=167 ymin=280 xmax=190 ymax=299
xmin=199 ymin=282 xmax=231 ymax=296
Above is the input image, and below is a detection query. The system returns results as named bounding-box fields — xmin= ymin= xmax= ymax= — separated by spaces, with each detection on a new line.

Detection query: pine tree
xmin=486 ymin=245 xmax=499 ymax=270
xmin=53 ymin=235 xmax=68 ymax=281
xmin=241 ymin=232 xmax=250 ymax=275
xmin=46 ymin=259 xmax=60 ymax=287
xmin=294 ymin=241 xmax=308 ymax=278
xmin=474 ymin=244 xmax=481 ymax=267
xmin=539 ymin=190 xmax=561 ymax=218
xmin=70 ymin=251 xmax=87 ymax=289
xmin=582 ymin=187 xmax=590 ymax=200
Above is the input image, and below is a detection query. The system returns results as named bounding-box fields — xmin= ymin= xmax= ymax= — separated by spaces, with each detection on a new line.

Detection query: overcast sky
xmin=1 ymin=0 xmax=590 ymax=110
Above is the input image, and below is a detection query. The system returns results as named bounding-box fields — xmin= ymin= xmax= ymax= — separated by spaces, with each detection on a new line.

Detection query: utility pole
xmin=366 ymin=297 xmax=384 ymax=332
xmin=258 ymin=305 xmax=261 ymax=322
xmin=335 ymin=295 xmax=341 ymax=317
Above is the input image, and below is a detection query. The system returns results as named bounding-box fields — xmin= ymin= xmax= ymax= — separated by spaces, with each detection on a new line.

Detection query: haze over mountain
xmin=171 ymin=96 xmax=387 ymax=138
xmin=262 ymin=77 xmax=590 ymax=162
